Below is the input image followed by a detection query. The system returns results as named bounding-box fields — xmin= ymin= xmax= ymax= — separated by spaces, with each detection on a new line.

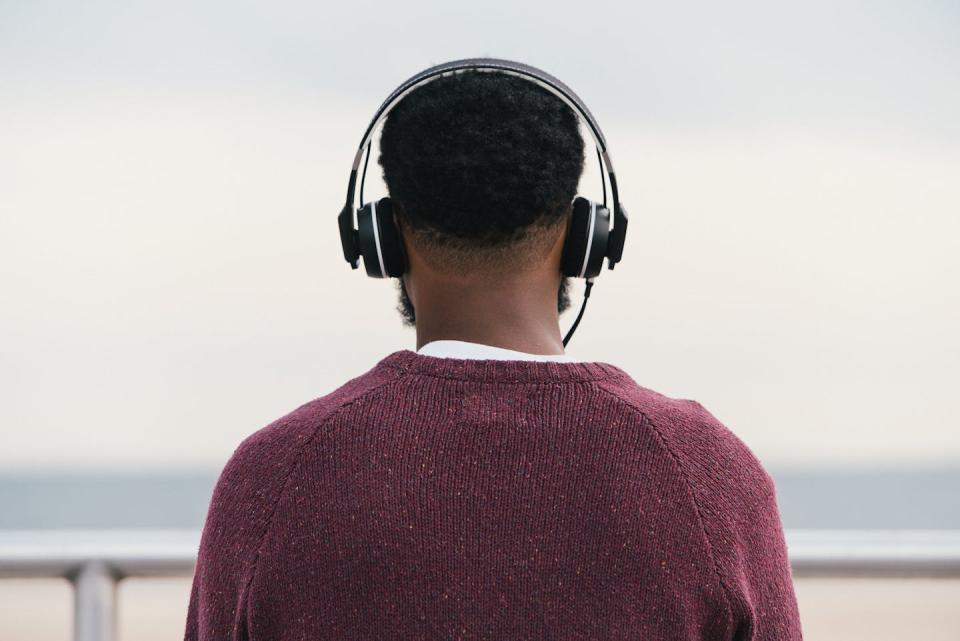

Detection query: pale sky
xmin=1 ymin=1 xmax=958 ymax=472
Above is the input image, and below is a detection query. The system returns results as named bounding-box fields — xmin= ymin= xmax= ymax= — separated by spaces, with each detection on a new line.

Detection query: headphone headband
xmin=351 ymin=58 xmax=611 ymax=170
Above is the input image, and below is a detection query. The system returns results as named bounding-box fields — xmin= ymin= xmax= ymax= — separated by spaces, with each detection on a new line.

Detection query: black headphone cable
xmin=562 ymin=277 xmax=594 ymax=348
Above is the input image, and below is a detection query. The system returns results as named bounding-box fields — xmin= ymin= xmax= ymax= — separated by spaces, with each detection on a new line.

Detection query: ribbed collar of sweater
xmin=418 ymin=339 xmax=580 ymax=363
xmin=376 ymin=349 xmax=631 ymax=384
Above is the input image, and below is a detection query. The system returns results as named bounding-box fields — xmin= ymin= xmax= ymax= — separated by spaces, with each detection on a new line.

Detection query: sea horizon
xmin=3 ymin=464 xmax=958 ymax=531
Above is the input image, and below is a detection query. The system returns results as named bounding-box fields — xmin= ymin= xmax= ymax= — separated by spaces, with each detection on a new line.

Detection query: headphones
xmin=336 ymin=58 xmax=629 ymax=344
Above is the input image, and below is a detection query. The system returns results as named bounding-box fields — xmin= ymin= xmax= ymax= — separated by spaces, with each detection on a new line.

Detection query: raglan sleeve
xmin=183 ymin=438 xmax=263 ymax=641
xmin=677 ymin=400 xmax=804 ymax=641
xmin=183 ymin=416 xmax=305 ymax=641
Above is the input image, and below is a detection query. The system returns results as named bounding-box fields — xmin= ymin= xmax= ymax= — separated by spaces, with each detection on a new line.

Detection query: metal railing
xmin=2 ymin=529 xmax=960 ymax=641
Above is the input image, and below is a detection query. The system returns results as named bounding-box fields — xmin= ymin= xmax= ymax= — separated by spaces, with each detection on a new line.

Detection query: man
xmin=184 ymin=68 xmax=803 ymax=640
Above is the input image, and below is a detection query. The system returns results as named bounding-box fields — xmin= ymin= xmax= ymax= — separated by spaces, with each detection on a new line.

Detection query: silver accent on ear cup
xmin=370 ymin=200 xmax=387 ymax=277
xmin=578 ymin=200 xmax=597 ymax=278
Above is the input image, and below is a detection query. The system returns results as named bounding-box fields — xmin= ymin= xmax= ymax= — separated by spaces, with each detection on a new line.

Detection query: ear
xmin=392 ymin=208 xmax=406 ymax=244
xmin=392 ymin=208 xmax=411 ymax=273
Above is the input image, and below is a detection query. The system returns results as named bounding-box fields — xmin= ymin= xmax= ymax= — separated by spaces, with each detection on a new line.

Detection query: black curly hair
xmin=378 ymin=69 xmax=585 ymax=271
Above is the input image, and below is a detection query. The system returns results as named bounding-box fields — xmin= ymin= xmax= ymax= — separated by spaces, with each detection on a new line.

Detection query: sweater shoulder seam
xmin=590 ymin=380 xmax=737 ymax=631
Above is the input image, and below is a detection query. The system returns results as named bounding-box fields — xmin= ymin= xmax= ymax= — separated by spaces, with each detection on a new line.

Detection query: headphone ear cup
xmin=373 ymin=198 xmax=406 ymax=277
xmin=356 ymin=197 xmax=406 ymax=278
xmin=561 ymin=197 xmax=610 ymax=278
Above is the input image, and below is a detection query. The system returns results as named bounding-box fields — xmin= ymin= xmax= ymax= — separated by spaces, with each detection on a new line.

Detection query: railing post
xmin=72 ymin=560 xmax=117 ymax=641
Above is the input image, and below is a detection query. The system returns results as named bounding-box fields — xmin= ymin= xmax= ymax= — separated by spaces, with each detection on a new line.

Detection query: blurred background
xmin=1 ymin=0 xmax=958 ymax=639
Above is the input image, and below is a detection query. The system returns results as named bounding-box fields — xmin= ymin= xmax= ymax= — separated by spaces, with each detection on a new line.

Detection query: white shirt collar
xmin=417 ymin=339 xmax=579 ymax=362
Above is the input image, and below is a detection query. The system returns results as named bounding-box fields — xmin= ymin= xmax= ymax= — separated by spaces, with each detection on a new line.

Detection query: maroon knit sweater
xmin=184 ymin=349 xmax=802 ymax=640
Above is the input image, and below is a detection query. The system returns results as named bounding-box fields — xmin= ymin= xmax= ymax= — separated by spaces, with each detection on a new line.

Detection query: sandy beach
xmin=2 ymin=577 xmax=959 ymax=640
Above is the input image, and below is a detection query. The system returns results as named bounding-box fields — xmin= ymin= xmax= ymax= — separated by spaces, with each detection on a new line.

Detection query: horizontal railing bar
xmin=2 ymin=529 xmax=960 ymax=580
xmin=788 ymin=529 xmax=960 ymax=578
xmin=0 ymin=529 xmax=199 ymax=579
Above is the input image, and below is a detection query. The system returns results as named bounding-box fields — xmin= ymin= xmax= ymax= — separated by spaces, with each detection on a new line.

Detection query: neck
xmin=412 ymin=277 xmax=565 ymax=356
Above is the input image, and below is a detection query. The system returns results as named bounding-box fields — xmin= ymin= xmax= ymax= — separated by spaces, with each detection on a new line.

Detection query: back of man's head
xmin=377 ymin=70 xmax=586 ymax=277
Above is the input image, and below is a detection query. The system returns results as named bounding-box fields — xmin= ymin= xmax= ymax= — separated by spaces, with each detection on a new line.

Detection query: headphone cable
xmin=562 ymin=278 xmax=594 ymax=348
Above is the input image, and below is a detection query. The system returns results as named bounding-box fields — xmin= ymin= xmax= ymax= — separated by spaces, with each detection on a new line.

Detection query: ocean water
xmin=2 ymin=466 xmax=958 ymax=531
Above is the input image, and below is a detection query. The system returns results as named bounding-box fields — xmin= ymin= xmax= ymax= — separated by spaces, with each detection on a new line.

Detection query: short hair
xmin=377 ymin=69 xmax=585 ymax=275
